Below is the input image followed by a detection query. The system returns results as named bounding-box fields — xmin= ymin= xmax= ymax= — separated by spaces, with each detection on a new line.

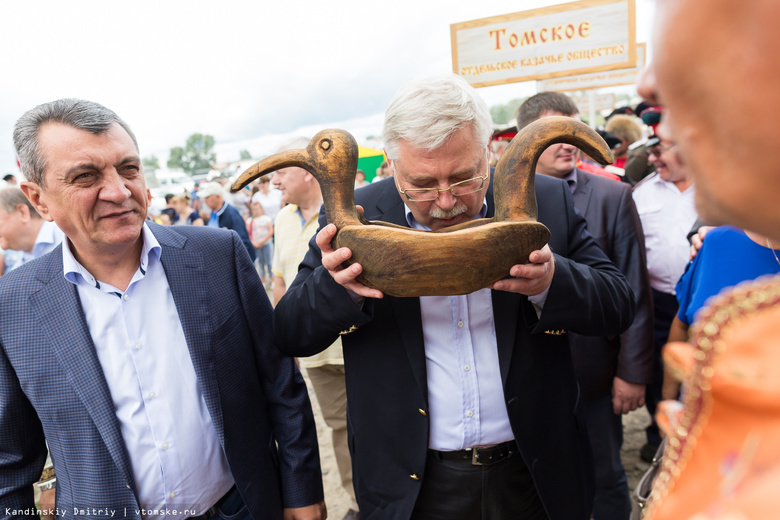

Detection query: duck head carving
xmin=232 ymin=116 xmax=613 ymax=297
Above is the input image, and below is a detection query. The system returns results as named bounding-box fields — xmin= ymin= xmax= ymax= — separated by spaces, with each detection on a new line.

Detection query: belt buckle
xmin=471 ymin=445 xmax=488 ymax=465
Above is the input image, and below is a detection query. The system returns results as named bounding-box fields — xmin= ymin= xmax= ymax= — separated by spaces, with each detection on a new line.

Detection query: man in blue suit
xmin=0 ymin=99 xmax=325 ymax=520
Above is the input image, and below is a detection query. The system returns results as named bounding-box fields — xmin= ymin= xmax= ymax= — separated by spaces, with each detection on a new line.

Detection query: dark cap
xmin=596 ymin=129 xmax=623 ymax=149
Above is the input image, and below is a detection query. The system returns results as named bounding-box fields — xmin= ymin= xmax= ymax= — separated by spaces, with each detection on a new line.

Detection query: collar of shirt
xmin=62 ymin=223 xmax=161 ymax=290
xmin=293 ymin=205 xmax=316 ymax=227
xmin=32 ymin=220 xmax=64 ymax=259
xmin=214 ymin=201 xmax=228 ymax=216
xmin=404 ymin=202 xmax=488 ymax=231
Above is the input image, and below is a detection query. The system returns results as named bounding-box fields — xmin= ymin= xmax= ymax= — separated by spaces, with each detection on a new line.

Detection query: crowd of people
xmin=2 ymin=3 xmax=780 ymax=518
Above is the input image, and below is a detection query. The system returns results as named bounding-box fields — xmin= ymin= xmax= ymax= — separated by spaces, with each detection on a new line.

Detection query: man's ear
xmin=15 ymin=203 xmax=31 ymax=223
xmin=20 ymin=181 xmax=54 ymax=222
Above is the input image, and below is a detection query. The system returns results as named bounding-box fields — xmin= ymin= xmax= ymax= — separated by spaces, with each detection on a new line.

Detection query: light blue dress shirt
xmin=207 ymin=202 xmax=227 ymax=228
xmin=62 ymin=224 xmax=233 ymax=518
xmin=7 ymin=220 xmax=64 ymax=270
xmin=405 ymin=204 xmax=546 ymax=450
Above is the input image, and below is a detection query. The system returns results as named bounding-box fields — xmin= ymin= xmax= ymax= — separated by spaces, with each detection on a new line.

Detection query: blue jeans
xmin=254 ymin=242 xmax=273 ymax=279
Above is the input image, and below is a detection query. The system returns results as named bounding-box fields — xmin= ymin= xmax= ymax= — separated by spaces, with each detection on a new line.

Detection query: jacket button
xmin=410 ymin=474 xmax=420 ymax=480
xmin=418 ymin=408 xmax=427 ymax=416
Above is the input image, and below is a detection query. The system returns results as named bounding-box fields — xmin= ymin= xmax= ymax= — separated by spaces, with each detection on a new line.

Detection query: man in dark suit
xmin=517 ymin=92 xmax=654 ymax=520
xmin=274 ymin=75 xmax=635 ymax=520
xmin=0 ymin=99 xmax=324 ymax=520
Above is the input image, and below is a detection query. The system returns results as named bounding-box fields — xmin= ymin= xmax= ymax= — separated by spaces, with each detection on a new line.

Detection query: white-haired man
xmin=274 ymin=74 xmax=635 ymax=520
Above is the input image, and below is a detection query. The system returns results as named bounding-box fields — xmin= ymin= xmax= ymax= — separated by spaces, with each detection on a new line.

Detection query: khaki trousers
xmin=306 ymin=364 xmax=357 ymax=509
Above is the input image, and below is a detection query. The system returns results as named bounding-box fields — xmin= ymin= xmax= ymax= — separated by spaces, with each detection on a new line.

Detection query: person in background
xmin=224 ymin=181 xmax=251 ymax=219
xmin=517 ymin=91 xmax=653 ymax=520
xmin=251 ymin=174 xmax=284 ymax=223
xmin=372 ymin=160 xmax=391 ymax=182
xmin=246 ymin=201 xmax=274 ymax=288
xmin=605 ymin=115 xmax=643 ymax=171
xmin=354 ymin=169 xmax=369 ymax=189
xmin=0 ymin=186 xmax=64 ymax=272
xmin=662 ymin=226 xmax=780 ymax=401
xmin=3 ymin=174 xmax=18 ymax=186
xmin=171 ymin=194 xmax=204 ymax=226
xmin=199 ymin=181 xmax=255 ymax=262
xmin=631 ymin=124 xmax=698 ymax=463
xmin=489 ymin=139 xmax=509 ymax=167
xmin=271 ymin=137 xmax=359 ymax=520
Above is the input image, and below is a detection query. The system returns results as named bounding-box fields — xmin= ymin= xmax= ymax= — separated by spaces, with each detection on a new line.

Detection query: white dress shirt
xmin=632 ymin=174 xmax=698 ymax=294
xmin=63 ymin=224 xmax=233 ymax=518
xmin=405 ymin=203 xmax=545 ymax=450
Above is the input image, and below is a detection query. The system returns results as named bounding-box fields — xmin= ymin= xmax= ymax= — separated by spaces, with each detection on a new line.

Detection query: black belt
xmin=188 ymin=485 xmax=238 ymax=520
xmin=430 ymin=440 xmax=517 ymax=466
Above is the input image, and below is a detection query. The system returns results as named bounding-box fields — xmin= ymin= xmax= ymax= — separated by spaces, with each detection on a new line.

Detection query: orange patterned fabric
xmin=645 ymin=275 xmax=780 ymax=520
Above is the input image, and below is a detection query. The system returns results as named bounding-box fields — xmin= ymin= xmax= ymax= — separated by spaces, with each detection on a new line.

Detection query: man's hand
xmin=39 ymin=488 xmax=56 ymax=519
xmin=317 ymin=221 xmax=383 ymax=299
xmin=490 ymin=245 xmax=555 ymax=295
xmin=689 ymin=226 xmax=714 ymax=260
xmin=612 ymin=377 xmax=645 ymax=414
xmin=283 ymin=500 xmax=327 ymax=520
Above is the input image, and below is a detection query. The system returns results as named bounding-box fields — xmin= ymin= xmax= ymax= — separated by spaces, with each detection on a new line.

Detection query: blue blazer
xmin=0 ymin=224 xmax=322 ymax=519
xmin=273 ymin=175 xmax=635 ymax=520
xmin=217 ymin=203 xmax=255 ymax=261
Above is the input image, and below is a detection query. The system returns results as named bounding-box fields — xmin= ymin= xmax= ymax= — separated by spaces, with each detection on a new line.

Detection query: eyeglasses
xmin=647 ymin=142 xmax=676 ymax=157
xmin=393 ymin=154 xmax=489 ymax=202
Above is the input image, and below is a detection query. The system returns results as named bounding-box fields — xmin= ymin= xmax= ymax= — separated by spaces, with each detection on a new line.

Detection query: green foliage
xmin=167 ymin=134 xmax=216 ymax=174
xmin=489 ymin=97 xmax=528 ymax=126
xmin=167 ymin=147 xmax=185 ymax=169
xmin=142 ymin=155 xmax=160 ymax=170
xmin=239 ymin=149 xmax=252 ymax=160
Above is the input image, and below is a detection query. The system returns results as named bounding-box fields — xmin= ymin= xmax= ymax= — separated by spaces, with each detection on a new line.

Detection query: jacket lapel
xmin=573 ymin=169 xmax=592 ymax=216
xmin=154 ymin=225 xmax=225 ymax=441
xmin=369 ymin=182 xmax=429 ymax=398
xmin=30 ymin=252 xmax=137 ymax=493
xmin=485 ymin=183 xmax=521 ymax=385
xmin=491 ymin=289 xmax=521 ymax=386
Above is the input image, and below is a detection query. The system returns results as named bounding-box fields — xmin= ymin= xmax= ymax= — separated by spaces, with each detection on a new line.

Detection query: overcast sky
xmin=0 ymin=0 xmax=656 ymax=175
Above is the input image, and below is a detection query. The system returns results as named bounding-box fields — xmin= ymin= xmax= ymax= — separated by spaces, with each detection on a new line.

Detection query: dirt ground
xmin=303 ymin=367 xmax=654 ymax=519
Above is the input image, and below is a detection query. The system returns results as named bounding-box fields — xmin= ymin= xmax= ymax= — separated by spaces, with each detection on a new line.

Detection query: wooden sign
xmin=537 ymin=42 xmax=646 ymax=92
xmin=452 ymin=0 xmax=636 ymax=87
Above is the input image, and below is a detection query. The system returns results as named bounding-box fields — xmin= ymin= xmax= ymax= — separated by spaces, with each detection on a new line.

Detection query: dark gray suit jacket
xmin=569 ymin=169 xmax=654 ymax=399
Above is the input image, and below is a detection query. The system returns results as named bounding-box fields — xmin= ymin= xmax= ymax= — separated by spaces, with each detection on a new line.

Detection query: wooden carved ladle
xmin=231 ymin=116 xmax=613 ymax=297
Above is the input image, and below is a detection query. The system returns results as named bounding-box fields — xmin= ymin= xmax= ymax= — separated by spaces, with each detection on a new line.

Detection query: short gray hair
xmin=382 ymin=74 xmax=492 ymax=160
xmin=516 ymin=92 xmax=579 ymax=130
xmin=0 ymin=187 xmax=40 ymax=218
xmin=13 ymin=98 xmax=139 ymax=187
